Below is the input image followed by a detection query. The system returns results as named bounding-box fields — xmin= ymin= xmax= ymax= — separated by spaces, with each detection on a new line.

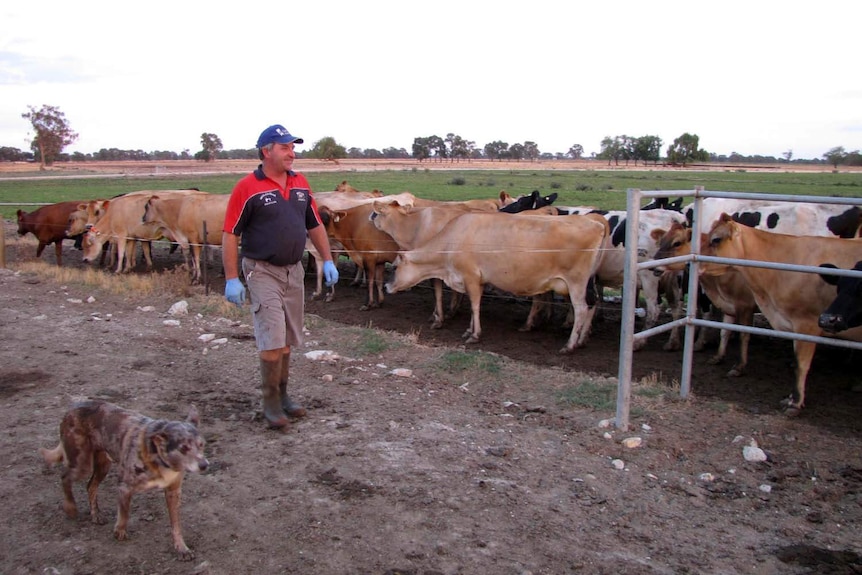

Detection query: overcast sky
xmin=1 ymin=1 xmax=859 ymax=160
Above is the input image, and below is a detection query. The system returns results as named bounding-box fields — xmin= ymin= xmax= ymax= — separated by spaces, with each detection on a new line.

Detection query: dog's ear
xmin=186 ymin=405 xmax=200 ymax=427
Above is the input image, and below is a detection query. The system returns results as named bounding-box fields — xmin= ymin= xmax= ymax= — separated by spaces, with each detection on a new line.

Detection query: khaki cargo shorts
xmin=241 ymin=258 xmax=305 ymax=352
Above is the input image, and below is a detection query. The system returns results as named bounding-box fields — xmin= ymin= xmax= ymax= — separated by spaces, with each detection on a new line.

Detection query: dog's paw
xmin=90 ymin=511 xmax=106 ymax=525
xmin=113 ymin=527 xmax=129 ymax=541
xmin=175 ymin=544 xmax=195 ymax=561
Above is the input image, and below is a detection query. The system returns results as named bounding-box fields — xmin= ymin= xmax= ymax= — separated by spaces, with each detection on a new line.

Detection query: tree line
xmin=6 ymin=104 xmax=861 ymax=169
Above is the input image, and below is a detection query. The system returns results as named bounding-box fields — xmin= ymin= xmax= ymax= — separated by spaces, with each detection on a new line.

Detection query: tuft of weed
xmin=435 ymin=350 xmax=501 ymax=375
xmin=556 ymin=377 xmax=617 ymax=411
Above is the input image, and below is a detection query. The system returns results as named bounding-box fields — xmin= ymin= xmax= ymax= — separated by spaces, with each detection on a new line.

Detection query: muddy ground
xmin=1 ymin=227 xmax=861 ymax=575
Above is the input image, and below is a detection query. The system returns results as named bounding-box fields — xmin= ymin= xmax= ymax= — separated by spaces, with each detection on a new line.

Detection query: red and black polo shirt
xmin=223 ymin=166 xmax=323 ymax=266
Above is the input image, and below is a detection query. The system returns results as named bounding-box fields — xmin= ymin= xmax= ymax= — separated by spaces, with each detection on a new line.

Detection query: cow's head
xmin=701 ymin=213 xmax=741 ymax=277
xmin=818 ymin=261 xmax=862 ymax=333
xmin=80 ymin=228 xmax=105 ymax=263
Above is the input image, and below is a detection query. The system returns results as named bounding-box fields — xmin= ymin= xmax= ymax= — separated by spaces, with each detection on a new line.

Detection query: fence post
xmin=615 ymin=188 xmax=642 ymax=431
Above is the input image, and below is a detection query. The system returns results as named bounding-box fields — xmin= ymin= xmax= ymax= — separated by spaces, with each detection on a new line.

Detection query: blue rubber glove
xmin=323 ymin=260 xmax=339 ymax=287
xmin=225 ymin=278 xmax=246 ymax=306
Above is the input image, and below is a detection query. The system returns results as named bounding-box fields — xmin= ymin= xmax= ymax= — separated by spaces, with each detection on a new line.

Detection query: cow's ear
xmin=333 ymin=210 xmax=347 ymax=223
xmin=650 ymin=228 xmax=666 ymax=241
xmin=819 ymin=263 xmax=840 ymax=286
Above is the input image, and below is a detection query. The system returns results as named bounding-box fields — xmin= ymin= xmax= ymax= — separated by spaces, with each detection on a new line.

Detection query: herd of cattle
xmin=13 ymin=182 xmax=862 ymax=413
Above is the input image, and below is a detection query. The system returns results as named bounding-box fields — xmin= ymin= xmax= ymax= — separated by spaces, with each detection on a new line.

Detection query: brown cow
xmin=16 ymin=201 xmax=87 ymax=266
xmin=142 ymin=192 xmax=228 ymax=283
xmin=385 ymin=212 xmax=610 ymax=353
xmin=318 ymin=203 xmax=400 ymax=311
xmin=703 ymin=213 xmax=862 ymax=412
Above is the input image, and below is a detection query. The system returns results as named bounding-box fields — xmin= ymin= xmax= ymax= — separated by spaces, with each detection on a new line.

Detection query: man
xmin=222 ymin=124 xmax=338 ymax=429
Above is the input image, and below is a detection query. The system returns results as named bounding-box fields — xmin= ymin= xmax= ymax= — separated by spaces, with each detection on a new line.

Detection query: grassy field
xmin=2 ymin=168 xmax=861 ymax=220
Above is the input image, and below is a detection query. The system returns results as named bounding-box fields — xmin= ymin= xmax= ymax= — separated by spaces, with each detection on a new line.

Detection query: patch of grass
xmin=556 ymin=377 xmax=617 ymax=411
xmin=435 ymin=350 xmax=502 ymax=375
xmin=340 ymin=326 xmax=397 ymax=357
xmin=448 ymin=177 xmax=466 ymax=186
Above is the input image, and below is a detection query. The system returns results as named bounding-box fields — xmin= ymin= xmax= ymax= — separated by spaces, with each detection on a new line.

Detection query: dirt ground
xmin=2 ymin=212 xmax=862 ymax=575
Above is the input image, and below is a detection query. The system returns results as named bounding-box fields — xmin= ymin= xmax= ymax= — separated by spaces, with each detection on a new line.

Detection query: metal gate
xmin=615 ymin=187 xmax=862 ymax=430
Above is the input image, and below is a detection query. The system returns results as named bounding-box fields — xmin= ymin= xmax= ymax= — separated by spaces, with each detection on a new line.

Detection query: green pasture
xmin=1 ymin=168 xmax=861 ymax=220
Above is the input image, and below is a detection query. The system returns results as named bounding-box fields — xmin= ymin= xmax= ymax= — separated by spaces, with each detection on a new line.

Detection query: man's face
xmin=265 ymin=142 xmax=296 ymax=170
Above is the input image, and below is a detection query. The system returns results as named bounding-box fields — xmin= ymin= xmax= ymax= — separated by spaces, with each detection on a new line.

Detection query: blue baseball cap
xmin=256 ymin=124 xmax=304 ymax=148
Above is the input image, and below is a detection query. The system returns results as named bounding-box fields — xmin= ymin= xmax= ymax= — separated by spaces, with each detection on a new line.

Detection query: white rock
xmin=743 ymin=445 xmax=767 ymax=462
xmin=34 ymin=314 xmax=47 ymax=320
xmin=66 ymin=298 xmax=82 ymax=304
xmin=698 ymin=473 xmax=715 ymax=482
xmin=376 ymin=363 xmax=388 ymax=369
xmin=137 ymin=306 xmax=156 ymax=312
xmin=305 ymin=350 xmax=339 ymax=361
xmin=759 ymin=484 xmax=772 ymax=493
xmin=321 ymin=374 xmax=333 ymax=382
xmin=163 ymin=319 xmax=181 ymax=327
xmin=389 ymin=368 xmax=413 ymax=377
xmin=634 ymin=307 xmax=646 ymax=318
xmin=641 ymin=423 xmax=652 ymax=432
xmin=168 ymin=300 xmax=189 ymax=316
xmin=621 ymin=437 xmax=642 ymax=449
xmin=210 ymin=338 xmax=228 ymax=345
xmin=202 ymin=348 xmax=209 ymax=356
xmin=198 ymin=334 xmax=216 ymax=342
xmin=86 ymin=296 xmax=96 ymax=303
xmin=603 ymin=432 xmax=613 ymax=440
xmin=611 ymin=459 xmax=625 ymax=470
xmin=598 ymin=418 xmax=613 ymax=428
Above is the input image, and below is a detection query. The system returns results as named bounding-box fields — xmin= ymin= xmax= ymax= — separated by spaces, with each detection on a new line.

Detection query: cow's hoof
xmin=726 ymin=366 xmax=744 ymax=378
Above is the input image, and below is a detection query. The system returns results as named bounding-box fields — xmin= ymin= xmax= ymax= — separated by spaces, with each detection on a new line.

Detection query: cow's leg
xmin=726 ymin=306 xmax=755 ymax=377
xmin=561 ymin=280 xmax=597 ymax=353
xmin=374 ymin=263 xmax=385 ymax=306
xmin=462 ymin=283 xmax=484 ymax=344
xmin=522 ymin=292 xmax=552 ymax=331
xmin=430 ymin=279 xmax=445 ymax=328
xmin=784 ymin=340 xmax=817 ymax=414
xmin=35 ymin=240 xmax=47 ymax=259
xmin=663 ymin=275 xmax=685 ymax=351
xmin=54 ymin=240 xmax=63 ymax=266
xmin=113 ymin=239 xmax=129 ymax=273
xmin=141 ymin=241 xmax=155 ymax=271
xmin=446 ymin=291 xmax=463 ymax=320
xmin=190 ymin=245 xmax=202 ymax=284
xmin=708 ymin=316 xmax=734 ymax=365
xmin=359 ymin=263 xmax=379 ymax=311
xmin=634 ymin=273 xmax=661 ymax=351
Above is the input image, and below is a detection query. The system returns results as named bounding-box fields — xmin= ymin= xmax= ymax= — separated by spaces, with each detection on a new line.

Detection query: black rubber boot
xmin=279 ymin=353 xmax=307 ymax=418
xmin=259 ymin=358 xmax=289 ymax=429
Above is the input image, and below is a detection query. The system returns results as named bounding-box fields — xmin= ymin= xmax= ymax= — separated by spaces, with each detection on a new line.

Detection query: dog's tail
xmin=38 ymin=443 xmax=65 ymax=466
